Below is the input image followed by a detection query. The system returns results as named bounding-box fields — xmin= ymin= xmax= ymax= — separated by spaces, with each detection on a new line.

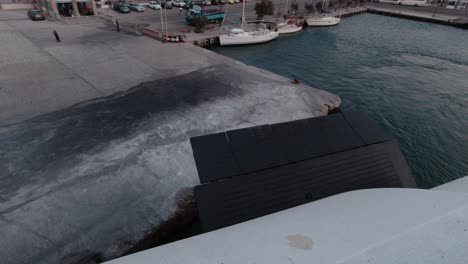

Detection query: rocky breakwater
xmin=0 ymin=54 xmax=340 ymax=263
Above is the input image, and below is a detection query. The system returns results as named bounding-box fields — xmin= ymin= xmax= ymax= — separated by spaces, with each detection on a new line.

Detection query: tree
xmin=193 ymin=16 xmax=208 ymax=33
xmin=304 ymin=3 xmax=315 ymax=15
xmin=290 ymin=0 xmax=299 ymax=13
xmin=254 ymin=0 xmax=275 ymax=19
xmin=315 ymin=1 xmax=324 ymax=12
xmin=338 ymin=0 xmax=347 ymax=7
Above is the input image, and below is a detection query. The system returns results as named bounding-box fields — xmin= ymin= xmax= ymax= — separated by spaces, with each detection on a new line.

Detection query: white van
xmin=393 ymin=0 xmax=428 ymax=6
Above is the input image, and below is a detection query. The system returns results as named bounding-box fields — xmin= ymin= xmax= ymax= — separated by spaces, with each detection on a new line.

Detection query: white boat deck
xmin=107 ymin=176 xmax=468 ymax=264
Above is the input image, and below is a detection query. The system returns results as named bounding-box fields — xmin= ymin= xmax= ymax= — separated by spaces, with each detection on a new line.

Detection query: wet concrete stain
xmin=286 ymin=234 xmax=313 ymax=251
xmin=0 ymin=68 xmax=243 ymax=206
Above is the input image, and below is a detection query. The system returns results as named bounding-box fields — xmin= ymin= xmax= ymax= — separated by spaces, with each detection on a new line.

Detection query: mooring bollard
xmin=53 ymin=30 xmax=61 ymax=42
xmin=116 ymin=19 xmax=120 ymax=32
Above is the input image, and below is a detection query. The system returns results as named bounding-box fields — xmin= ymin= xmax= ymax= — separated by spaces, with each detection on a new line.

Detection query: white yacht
xmin=306 ymin=0 xmax=341 ymax=27
xmin=276 ymin=21 xmax=303 ymax=34
xmin=275 ymin=0 xmax=303 ymax=35
xmin=306 ymin=15 xmax=341 ymax=26
xmin=219 ymin=28 xmax=279 ymax=45
xmin=219 ymin=0 xmax=278 ymax=45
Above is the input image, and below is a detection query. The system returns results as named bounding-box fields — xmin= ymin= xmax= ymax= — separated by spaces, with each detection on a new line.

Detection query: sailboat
xmin=276 ymin=21 xmax=303 ymax=34
xmin=306 ymin=0 xmax=341 ymax=27
xmin=219 ymin=0 xmax=279 ymax=45
xmin=276 ymin=0 xmax=303 ymax=34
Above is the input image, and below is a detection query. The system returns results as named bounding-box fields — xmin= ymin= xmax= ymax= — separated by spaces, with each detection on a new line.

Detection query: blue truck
xmin=185 ymin=5 xmax=225 ymax=25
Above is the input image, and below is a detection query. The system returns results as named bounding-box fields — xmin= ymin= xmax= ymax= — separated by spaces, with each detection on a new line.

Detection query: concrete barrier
xmin=140 ymin=26 xmax=163 ymax=40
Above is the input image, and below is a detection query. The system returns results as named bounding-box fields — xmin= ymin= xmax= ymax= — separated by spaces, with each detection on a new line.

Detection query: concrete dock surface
xmin=367 ymin=3 xmax=468 ymax=28
xmin=0 ymin=11 xmax=339 ymax=264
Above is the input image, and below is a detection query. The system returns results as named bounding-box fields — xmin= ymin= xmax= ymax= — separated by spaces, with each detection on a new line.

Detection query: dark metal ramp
xmin=191 ymin=111 xmax=416 ymax=232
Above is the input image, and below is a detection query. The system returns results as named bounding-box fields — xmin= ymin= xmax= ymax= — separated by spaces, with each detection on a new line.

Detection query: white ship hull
xmin=306 ymin=16 xmax=341 ymax=26
xmin=219 ymin=29 xmax=279 ymax=46
xmin=277 ymin=24 xmax=303 ymax=34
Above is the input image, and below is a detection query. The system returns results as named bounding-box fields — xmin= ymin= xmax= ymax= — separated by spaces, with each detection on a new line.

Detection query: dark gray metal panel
xmin=226 ymin=125 xmax=288 ymax=174
xmin=276 ymin=114 xmax=364 ymax=162
xmin=342 ymin=111 xmax=393 ymax=144
xmin=190 ymin=132 xmax=240 ymax=183
xmin=191 ymin=113 xmax=368 ymax=183
xmin=194 ymin=140 xmax=416 ymax=232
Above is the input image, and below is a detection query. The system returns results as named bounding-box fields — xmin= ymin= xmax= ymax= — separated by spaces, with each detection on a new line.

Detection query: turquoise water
xmin=213 ymin=14 xmax=468 ymax=188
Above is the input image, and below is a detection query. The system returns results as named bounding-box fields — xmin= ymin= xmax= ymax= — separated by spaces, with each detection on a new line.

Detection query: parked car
xmin=393 ymin=0 xmax=428 ymax=6
xmin=187 ymin=0 xmax=203 ymax=7
xmin=173 ymin=0 xmax=187 ymax=7
xmin=161 ymin=1 xmax=174 ymax=8
xmin=27 ymin=9 xmax=45 ymax=20
xmin=148 ymin=0 xmax=161 ymax=9
xmin=113 ymin=3 xmax=131 ymax=13
xmin=128 ymin=3 xmax=145 ymax=11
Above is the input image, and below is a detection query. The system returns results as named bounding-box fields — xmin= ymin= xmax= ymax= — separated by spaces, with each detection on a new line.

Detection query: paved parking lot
xmin=0 ymin=10 xmax=29 ymax=21
xmin=0 ymin=14 xmax=232 ymax=124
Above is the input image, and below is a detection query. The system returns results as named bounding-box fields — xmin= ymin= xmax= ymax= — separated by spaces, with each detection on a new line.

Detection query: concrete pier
xmin=368 ymin=3 xmax=468 ymax=29
xmin=0 ymin=11 xmax=339 ymax=264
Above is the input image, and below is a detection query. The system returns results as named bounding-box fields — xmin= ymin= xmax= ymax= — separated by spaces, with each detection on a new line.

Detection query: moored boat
xmin=306 ymin=15 xmax=341 ymax=26
xmin=219 ymin=28 xmax=279 ymax=45
xmin=276 ymin=21 xmax=303 ymax=34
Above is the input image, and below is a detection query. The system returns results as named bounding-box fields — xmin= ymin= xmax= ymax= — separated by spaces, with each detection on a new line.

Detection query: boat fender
xmin=166 ymin=35 xmax=170 ymax=42
xmin=210 ymin=38 xmax=215 ymax=44
xmin=204 ymin=39 xmax=210 ymax=46
xmin=175 ymin=36 xmax=179 ymax=43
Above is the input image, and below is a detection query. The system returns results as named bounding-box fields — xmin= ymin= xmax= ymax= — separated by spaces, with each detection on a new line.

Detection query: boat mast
xmin=221 ymin=3 xmax=229 ymax=29
xmin=160 ymin=4 xmax=164 ymax=35
xmin=241 ymin=0 xmax=245 ymax=29
xmin=285 ymin=0 xmax=289 ymax=16
xmin=164 ymin=5 xmax=168 ymax=34
xmin=276 ymin=0 xmax=283 ymax=20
